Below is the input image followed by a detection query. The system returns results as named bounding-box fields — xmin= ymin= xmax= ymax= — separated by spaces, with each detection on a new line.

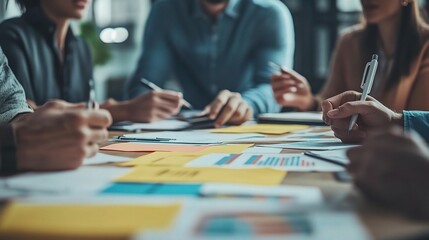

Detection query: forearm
xmin=0 ymin=124 xmax=17 ymax=173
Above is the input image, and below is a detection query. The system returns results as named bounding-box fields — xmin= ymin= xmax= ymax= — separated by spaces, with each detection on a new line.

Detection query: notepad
xmin=211 ymin=124 xmax=309 ymax=135
xmin=0 ymin=203 xmax=180 ymax=239
xmin=258 ymin=112 xmax=325 ymax=125
xmin=115 ymin=166 xmax=286 ymax=186
xmin=101 ymin=143 xmax=209 ymax=153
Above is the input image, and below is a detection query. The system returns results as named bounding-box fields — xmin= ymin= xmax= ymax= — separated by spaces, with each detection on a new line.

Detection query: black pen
xmin=140 ymin=78 xmax=194 ymax=110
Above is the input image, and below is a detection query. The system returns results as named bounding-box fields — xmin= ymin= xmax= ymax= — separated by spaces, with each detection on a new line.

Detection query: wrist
xmin=391 ymin=112 xmax=404 ymax=127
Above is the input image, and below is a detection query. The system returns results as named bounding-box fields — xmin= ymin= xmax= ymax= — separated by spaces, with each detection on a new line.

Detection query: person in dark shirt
xmin=0 ymin=46 xmax=112 ymax=172
xmin=0 ymin=0 xmax=184 ymax=123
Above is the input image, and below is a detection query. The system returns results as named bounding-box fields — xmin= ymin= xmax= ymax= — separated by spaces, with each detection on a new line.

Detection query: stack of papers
xmin=258 ymin=112 xmax=326 ymax=125
xmin=109 ymin=120 xmax=191 ymax=132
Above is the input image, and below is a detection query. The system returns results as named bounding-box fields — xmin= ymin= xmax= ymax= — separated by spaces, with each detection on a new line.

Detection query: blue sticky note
xmin=101 ymin=183 xmax=201 ymax=196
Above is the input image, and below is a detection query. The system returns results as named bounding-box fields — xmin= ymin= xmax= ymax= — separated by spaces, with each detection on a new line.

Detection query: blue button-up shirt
xmin=127 ymin=0 xmax=295 ymax=115
xmin=404 ymin=111 xmax=429 ymax=142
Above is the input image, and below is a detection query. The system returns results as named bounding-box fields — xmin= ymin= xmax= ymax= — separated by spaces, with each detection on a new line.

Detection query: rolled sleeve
xmin=403 ymin=111 xmax=429 ymax=142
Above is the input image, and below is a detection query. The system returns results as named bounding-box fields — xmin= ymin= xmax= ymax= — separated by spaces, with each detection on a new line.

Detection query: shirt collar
xmin=193 ymin=0 xmax=241 ymax=19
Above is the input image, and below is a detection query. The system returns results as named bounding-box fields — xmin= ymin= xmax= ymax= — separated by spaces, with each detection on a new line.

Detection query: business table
xmin=102 ymin=129 xmax=429 ymax=240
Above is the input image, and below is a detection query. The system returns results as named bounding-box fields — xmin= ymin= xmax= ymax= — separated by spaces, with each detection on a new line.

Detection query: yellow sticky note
xmin=116 ymin=166 xmax=286 ymax=186
xmin=0 ymin=203 xmax=180 ymax=240
xmin=211 ymin=124 xmax=309 ymax=135
xmin=118 ymin=144 xmax=253 ymax=167
xmin=199 ymin=144 xmax=253 ymax=154
xmin=118 ymin=152 xmax=203 ymax=167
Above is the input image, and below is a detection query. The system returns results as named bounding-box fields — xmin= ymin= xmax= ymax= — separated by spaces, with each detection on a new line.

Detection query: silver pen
xmin=87 ymin=79 xmax=98 ymax=109
xmin=348 ymin=54 xmax=379 ymax=133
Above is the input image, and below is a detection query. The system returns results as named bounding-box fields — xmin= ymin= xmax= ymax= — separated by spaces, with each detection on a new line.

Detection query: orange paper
xmin=101 ymin=143 xmax=209 ymax=153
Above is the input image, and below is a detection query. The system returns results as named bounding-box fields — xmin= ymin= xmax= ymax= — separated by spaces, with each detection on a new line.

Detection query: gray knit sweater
xmin=0 ymin=47 xmax=32 ymax=123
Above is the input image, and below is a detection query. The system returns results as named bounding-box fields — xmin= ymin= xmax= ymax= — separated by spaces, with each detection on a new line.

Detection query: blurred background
xmin=0 ymin=0 xmax=428 ymax=101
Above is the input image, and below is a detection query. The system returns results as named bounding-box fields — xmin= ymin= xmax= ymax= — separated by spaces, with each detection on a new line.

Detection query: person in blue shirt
xmin=322 ymin=90 xmax=429 ymax=219
xmin=128 ymin=0 xmax=295 ymax=127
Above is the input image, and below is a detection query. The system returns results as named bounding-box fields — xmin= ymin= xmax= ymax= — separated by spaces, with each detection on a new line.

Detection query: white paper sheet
xmin=201 ymin=184 xmax=323 ymax=205
xmin=186 ymin=153 xmax=343 ymax=172
xmin=305 ymin=149 xmax=350 ymax=166
xmin=242 ymin=147 xmax=283 ymax=154
xmin=121 ymin=131 xmax=264 ymax=144
xmin=84 ymin=153 xmax=131 ymax=165
xmin=4 ymin=166 xmax=130 ymax=194
xmin=136 ymin=199 xmax=370 ymax=240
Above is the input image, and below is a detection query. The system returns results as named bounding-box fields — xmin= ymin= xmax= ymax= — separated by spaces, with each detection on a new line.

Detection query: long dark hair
xmin=362 ymin=2 xmax=426 ymax=90
xmin=15 ymin=0 xmax=40 ymax=12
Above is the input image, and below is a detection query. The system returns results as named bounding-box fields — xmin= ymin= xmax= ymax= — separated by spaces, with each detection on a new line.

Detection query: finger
xmin=327 ymin=100 xmax=379 ymax=119
xmin=86 ymin=109 xmax=113 ymax=128
xmin=209 ymin=90 xmax=231 ymax=120
xmin=273 ymin=83 xmax=302 ymax=95
xmin=215 ymin=96 xmax=241 ymax=127
xmin=321 ymin=100 xmax=334 ymax=125
xmin=155 ymin=90 xmax=183 ymax=102
xmin=324 ymin=91 xmax=361 ymax=110
xmin=229 ymin=102 xmax=249 ymax=124
xmin=87 ymin=128 xmax=109 ymax=143
xmin=84 ymin=143 xmax=99 ymax=159
xmin=272 ymin=78 xmax=300 ymax=88
xmin=279 ymin=68 xmax=306 ymax=82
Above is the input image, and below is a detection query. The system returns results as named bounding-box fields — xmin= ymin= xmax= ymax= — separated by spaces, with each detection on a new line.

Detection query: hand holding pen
xmin=270 ymin=62 xmax=315 ymax=111
xmin=140 ymin=79 xmax=193 ymax=110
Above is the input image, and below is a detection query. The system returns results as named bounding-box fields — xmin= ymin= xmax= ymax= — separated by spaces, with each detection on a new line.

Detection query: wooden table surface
xmin=102 ymin=130 xmax=429 ymax=240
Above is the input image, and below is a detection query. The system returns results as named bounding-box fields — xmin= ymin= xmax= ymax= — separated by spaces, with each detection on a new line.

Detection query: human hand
xmin=203 ymin=90 xmax=253 ymax=128
xmin=12 ymin=100 xmax=112 ymax=171
xmin=271 ymin=68 xmax=314 ymax=111
xmin=347 ymin=127 xmax=429 ymax=219
xmin=104 ymin=90 xmax=183 ymax=123
xmin=321 ymin=91 xmax=402 ymax=143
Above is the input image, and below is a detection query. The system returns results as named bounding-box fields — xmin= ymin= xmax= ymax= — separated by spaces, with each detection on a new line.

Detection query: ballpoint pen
xmin=348 ymin=54 xmax=379 ymax=133
xmin=87 ymin=79 xmax=98 ymax=110
xmin=140 ymin=78 xmax=194 ymax=110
